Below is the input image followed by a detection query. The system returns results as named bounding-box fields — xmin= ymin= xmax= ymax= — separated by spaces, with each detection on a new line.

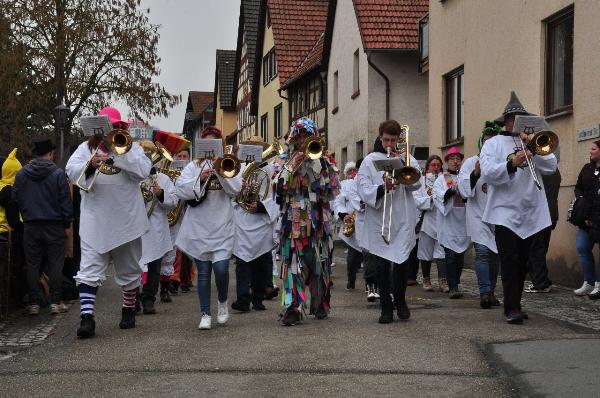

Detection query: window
xmin=262 ymin=48 xmax=277 ymax=85
xmin=355 ymin=140 xmax=363 ymax=161
xmin=274 ymin=103 xmax=282 ymax=138
xmin=341 ymin=147 xmax=347 ymax=169
xmin=332 ymin=71 xmax=339 ymax=112
xmin=418 ymin=14 xmax=429 ymax=73
xmin=545 ymin=6 xmax=574 ymax=115
xmin=445 ymin=66 xmax=464 ymax=143
xmin=352 ymin=49 xmax=360 ymax=98
xmin=260 ymin=113 xmax=268 ymax=142
xmin=266 ymin=7 xmax=271 ymax=28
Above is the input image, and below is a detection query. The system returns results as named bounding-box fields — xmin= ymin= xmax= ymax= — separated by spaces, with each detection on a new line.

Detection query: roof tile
xmin=215 ymin=50 xmax=237 ymax=109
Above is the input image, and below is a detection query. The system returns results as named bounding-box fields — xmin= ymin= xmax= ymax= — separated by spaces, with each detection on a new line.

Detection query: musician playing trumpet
xmin=479 ymin=91 xmax=557 ymax=324
xmin=65 ymin=106 xmax=151 ymax=338
xmin=357 ymin=120 xmax=421 ymax=324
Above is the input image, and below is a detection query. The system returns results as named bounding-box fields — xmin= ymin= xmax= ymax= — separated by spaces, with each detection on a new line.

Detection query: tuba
xmin=75 ymin=129 xmax=133 ymax=192
xmin=237 ymin=141 xmax=283 ymax=212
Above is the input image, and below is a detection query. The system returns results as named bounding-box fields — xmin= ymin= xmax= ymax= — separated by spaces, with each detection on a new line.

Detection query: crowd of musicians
xmin=6 ymin=89 xmax=600 ymax=337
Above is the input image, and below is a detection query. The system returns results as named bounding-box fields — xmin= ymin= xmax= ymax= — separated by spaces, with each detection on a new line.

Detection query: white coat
xmin=433 ymin=171 xmax=471 ymax=253
xmin=333 ymin=178 xmax=362 ymax=251
xmin=139 ymin=172 xmax=178 ymax=265
xmin=412 ymin=173 xmax=441 ymax=240
xmin=233 ymin=163 xmax=278 ymax=262
xmin=357 ymin=152 xmax=421 ymax=264
xmin=479 ymin=134 xmax=557 ymax=239
xmin=458 ymin=155 xmax=497 ymax=253
xmin=66 ymin=141 xmax=151 ymax=254
xmin=174 ymin=159 xmax=242 ymax=262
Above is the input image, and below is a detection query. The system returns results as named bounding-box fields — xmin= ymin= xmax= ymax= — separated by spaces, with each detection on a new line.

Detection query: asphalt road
xmin=1 ymin=248 xmax=598 ymax=397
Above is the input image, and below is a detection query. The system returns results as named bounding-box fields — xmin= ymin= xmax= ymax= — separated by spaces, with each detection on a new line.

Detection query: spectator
xmin=13 ymin=139 xmax=73 ymax=315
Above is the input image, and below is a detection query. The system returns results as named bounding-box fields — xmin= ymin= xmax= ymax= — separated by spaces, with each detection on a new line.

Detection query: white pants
xmin=75 ymin=238 xmax=143 ymax=291
xmin=160 ymin=249 xmax=176 ymax=276
xmin=417 ymin=232 xmax=444 ymax=261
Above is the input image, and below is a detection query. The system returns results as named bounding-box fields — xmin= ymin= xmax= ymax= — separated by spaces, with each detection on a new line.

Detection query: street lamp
xmin=53 ymin=104 xmax=70 ymax=160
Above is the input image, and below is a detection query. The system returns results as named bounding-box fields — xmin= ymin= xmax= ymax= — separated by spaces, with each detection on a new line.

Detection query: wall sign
xmin=577 ymin=125 xmax=600 ymax=142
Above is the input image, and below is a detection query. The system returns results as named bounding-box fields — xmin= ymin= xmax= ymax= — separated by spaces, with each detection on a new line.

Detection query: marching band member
xmin=276 ymin=117 xmax=338 ymax=326
xmin=137 ymin=140 xmax=177 ymax=315
xmin=458 ymin=123 xmax=501 ymax=309
xmin=480 ymin=91 xmax=557 ymax=324
xmin=357 ymin=120 xmax=421 ymax=324
xmin=175 ymin=126 xmax=241 ymax=330
xmin=333 ymin=161 xmax=363 ymax=290
xmin=433 ymin=147 xmax=471 ymax=299
xmin=231 ymin=136 xmax=278 ymax=312
xmin=66 ymin=106 xmax=151 ymax=338
xmin=413 ymin=155 xmax=447 ymax=292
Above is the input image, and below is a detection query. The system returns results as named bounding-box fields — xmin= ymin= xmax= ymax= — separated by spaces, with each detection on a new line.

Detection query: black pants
xmin=495 ymin=225 xmax=539 ymax=315
xmin=444 ymin=247 xmax=465 ymax=290
xmin=362 ymin=251 xmax=377 ymax=286
xmin=419 ymin=260 xmax=432 ymax=279
xmin=143 ymin=258 xmax=162 ymax=304
xmin=407 ymin=242 xmax=420 ymax=280
xmin=527 ymin=226 xmax=553 ymax=289
xmin=236 ymin=251 xmax=272 ymax=305
xmin=346 ymin=246 xmax=362 ymax=287
xmin=23 ymin=222 xmax=66 ymax=305
xmin=375 ymin=255 xmax=408 ymax=315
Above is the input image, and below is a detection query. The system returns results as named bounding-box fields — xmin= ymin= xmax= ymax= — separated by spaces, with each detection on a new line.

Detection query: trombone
xmin=75 ymin=129 xmax=133 ymax=192
xmin=192 ymin=145 xmax=241 ymax=201
xmin=381 ymin=125 xmax=421 ymax=244
xmin=509 ymin=129 xmax=558 ymax=191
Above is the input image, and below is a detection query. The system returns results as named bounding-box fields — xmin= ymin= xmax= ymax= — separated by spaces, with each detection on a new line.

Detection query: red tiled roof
xmin=281 ymin=33 xmax=325 ymax=89
xmin=268 ymin=0 xmax=329 ymax=84
xmin=353 ymin=0 xmax=428 ymax=50
xmin=188 ymin=91 xmax=214 ymax=113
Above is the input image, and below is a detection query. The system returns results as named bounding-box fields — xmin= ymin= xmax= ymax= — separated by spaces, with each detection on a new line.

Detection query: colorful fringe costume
xmin=276 ymin=118 xmax=339 ymax=323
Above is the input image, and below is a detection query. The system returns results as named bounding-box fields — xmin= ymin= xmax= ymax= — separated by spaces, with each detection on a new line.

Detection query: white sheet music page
xmin=373 ymin=158 xmax=404 ymax=172
xmin=238 ymin=144 xmax=263 ymax=163
xmin=513 ymin=115 xmax=551 ymax=134
xmin=194 ymin=139 xmax=223 ymax=159
xmin=80 ymin=115 xmax=113 ymax=137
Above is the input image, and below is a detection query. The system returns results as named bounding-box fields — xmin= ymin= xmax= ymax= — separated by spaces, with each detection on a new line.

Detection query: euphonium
xmin=75 ymin=129 xmax=133 ymax=192
xmin=342 ymin=210 xmax=356 ymax=237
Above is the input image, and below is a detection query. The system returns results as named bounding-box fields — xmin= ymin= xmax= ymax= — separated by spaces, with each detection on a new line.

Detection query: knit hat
xmin=344 ymin=161 xmax=356 ymax=175
xmin=32 ymin=139 xmax=56 ymax=157
xmin=444 ymin=146 xmax=464 ymax=162
xmin=200 ymin=126 xmax=223 ymax=139
xmin=494 ymin=91 xmax=532 ymax=125
xmin=288 ymin=117 xmax=319 ymax=140
xmin=0 ymin=148 xmax=22 ymax=190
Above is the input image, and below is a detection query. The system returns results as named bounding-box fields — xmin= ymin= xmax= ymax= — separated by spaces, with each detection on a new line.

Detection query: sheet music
xmin=238 ymin=144 xmax=263 ymax=163
xmin=373 ymin=158 xmax=404 ymax=172
xmin=171 ymin=160 xmax=190 ymax=170
xmin=194 ymin=139 xmax=223 ymax=159
xmin=80 ymin=115 xmax=113 ymax=137
xmin=513 ymin=115 xmax=551 ymax=134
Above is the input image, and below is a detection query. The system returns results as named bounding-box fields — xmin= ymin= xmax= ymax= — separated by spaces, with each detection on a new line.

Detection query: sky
xmin=118 ymin=0 xmax=240 ymax=132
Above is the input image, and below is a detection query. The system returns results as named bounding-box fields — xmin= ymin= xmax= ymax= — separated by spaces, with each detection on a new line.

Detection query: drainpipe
xmin=367 ymin=51 xmax=390 ymax=120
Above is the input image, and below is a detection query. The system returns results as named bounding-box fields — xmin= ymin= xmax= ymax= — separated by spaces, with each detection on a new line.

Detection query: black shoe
xmin=119 ymin=307 xmax=136 ymax=329
xmin=448 ymin=288 xmax=463 ymax=299
xmin=265 ymin=287 xmax=279 ymax=300
xmin=281 ymin=307 xmax=301 ymax=326
xmin=378 ymin=313 xmax=393 ymax=324
xmin=180 ymin=285 xmax=191 ymax=293
xmin=506 ymin=310 xmax=523 ymax=324
xmin=396 ymin=302 xmax=410 ymax=320
xmin=315 ymin=307 xmax=328 ymax=320
xmin=168 ymin=281 xmax=179 ymax=295
xmin=346 ymin=282 xmax=355 ymax=290
xmin=231 ymin=300 xmax=251 ymax=312
xmin=480 ymin=293 xmax=493 ymax=309
xmin=77 ymin=314 xmax=96 ymax=338
xmin=252 ymin=301 xmax=266 ymax=311
xmin=143 ymin=301 xmax=156 ymax=315
xmin=160 ymin=289 xmax=172 ymax=303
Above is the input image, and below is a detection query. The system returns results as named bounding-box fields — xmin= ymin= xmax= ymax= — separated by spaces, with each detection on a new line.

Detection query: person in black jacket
xmin=581 ymin=140 xmax=600 ymax=298
xmin=12 ymin=139 xmax=73 ymax=315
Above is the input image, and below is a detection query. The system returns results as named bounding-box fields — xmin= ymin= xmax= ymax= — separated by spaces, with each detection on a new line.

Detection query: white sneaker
xmin=198 ymin=313 xmax=211 ymax=330
xmin=217 ymin=301 xmax=229 ymax=324
xmin=589 ymin=282 xmax=600 ymax=296
xmin=574 ymin=282 xmax=594 ymax=296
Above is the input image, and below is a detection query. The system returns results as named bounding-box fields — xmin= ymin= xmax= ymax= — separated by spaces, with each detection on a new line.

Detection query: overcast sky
xmin=120 ymin=0 xmax=240 ymax=132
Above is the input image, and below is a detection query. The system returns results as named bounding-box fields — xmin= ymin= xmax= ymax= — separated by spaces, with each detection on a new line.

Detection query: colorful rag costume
xmin=276 ymin=118 xmax=339 ymax=322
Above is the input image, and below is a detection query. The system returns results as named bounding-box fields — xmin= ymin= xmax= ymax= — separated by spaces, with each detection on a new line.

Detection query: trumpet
xmin=193 ymin=145 xmax=241 ymax=201
xmin=75 ymin=129 xmax=133 ymax=192
xmin=342 ymin=210 xmax=356 ymax=237
xmin=277 ymin=135 xmax=325 ymax=179
xmin=507 ymin=129 xmax=558 ymax=190
xmin=237 ymin=140 xmax=283 ymax=212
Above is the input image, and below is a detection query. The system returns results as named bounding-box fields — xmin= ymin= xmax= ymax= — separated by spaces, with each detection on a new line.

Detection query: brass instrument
xmin=237 ymin=141 xmax=283 ymax=212
xmin=507 ymin=129 xmax=558 ymax=191
xmin=166 ymin=160 xmax=188 ymax=226
xmin=193 ymin=145 xmax=241 ymax=201
xmin=277 ymin=135 xmax=325 ymax=179
xmin=342 ymin=210 xmax=356 ymax=237
xmin=75 ymin=129 xmax=133 ymax=192
xmin=381 ymin=125 xmax=421 ymax=244
xmin=140 ymin=168 xmax=158 ymax=217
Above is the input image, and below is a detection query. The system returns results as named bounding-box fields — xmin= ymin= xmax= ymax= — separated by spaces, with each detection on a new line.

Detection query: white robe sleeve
xmin=433 ymin=174 xmax=453 ymax=216
xmin=175 ymin=161 xmax=199 ymax=201
xmin=458 ymin=157 xmax=477 ymax=199
xmin=65 ymin=142 xmax=92 ymax=183
xmin=533 ymin=153 xmax=557 ymax=175
xmin=480 ymin=138 xmax=512 ymax=186
xmin=357 ymin=158 xmax=383 ymax=210
xmin=157 ymin=173 xmax=177 ymax=211
xmin=347 ymin=180 xmax=363 ymax=213
xmin=333 ymin=182 xmax=350 ymax=218
xmin=111 ymin=143 xmax=151 ymax=182
xmin=413 ymin=177 xmax=433 ymax=211
xmin=217 ymin=173 xmax=242 ymax=198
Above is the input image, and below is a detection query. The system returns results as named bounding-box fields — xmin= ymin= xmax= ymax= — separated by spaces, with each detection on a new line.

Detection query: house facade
xmin=326 ymin=0 xmax=429 ymax=169
xmin=427 ymin=0 xmax=600 ymax=286
xmin=212 ymin=49 xmax=237 ymax=145
xmin=182 ymin=91 xmax=214 ymax=157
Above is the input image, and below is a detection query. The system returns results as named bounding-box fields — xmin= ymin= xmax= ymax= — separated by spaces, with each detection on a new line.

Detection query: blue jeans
xmin=444 ymin=247 xmax=464 ymax=290
xmin=576 ymin=228 xmax=597 ymax=283
xmin=194 ymin=259 xmax=229 ymax=315
xmin=473 ymin=243 xmax=499 ymax=295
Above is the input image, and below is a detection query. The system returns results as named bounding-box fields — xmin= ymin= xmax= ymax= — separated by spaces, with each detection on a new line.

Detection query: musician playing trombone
xmin=357 ymin=120 xmax=421 ymax=324
xmin=65 ymin=106 xmax=151 ymax=338
xmin=480 ymin=92 xmax=557 ymax=324
xmin=276 ymin=117 xmax=338 ymax=326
